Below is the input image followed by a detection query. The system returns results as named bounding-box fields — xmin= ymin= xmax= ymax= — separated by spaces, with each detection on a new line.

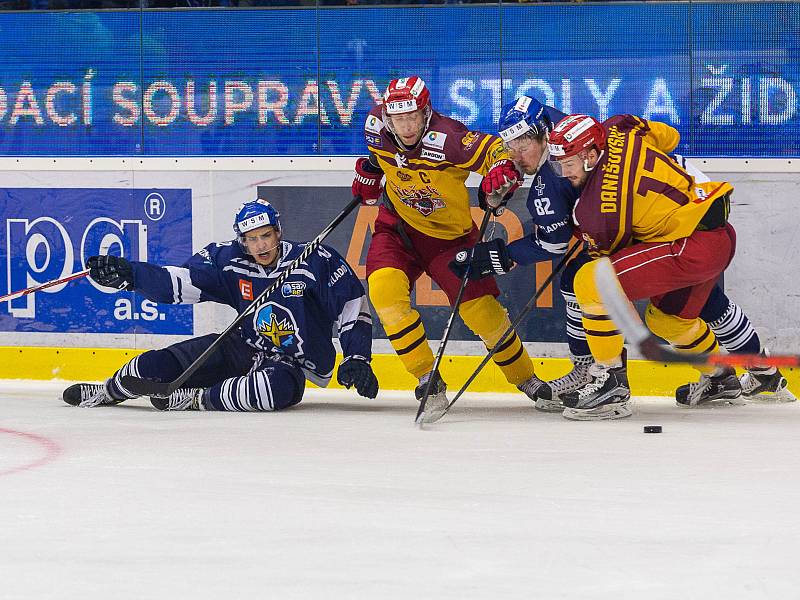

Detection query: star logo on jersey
xmin=394 ymin=152 xmax=408 ymax=168
xmin=253 ymin=302 xmax=304 ymax=353
xmin=535 ymin=176 xmax=546 ymax=197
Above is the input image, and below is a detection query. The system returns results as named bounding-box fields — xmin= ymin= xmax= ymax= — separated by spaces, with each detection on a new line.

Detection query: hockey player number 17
xmin=636 ymin=148 xmax=693 ymax=206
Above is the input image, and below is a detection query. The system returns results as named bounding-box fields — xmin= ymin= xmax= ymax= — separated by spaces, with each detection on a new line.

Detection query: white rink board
xmin=1 ymin=158 xmax=798 ymax=357
xmin=1 ymin=381 xmax=800 ymax=599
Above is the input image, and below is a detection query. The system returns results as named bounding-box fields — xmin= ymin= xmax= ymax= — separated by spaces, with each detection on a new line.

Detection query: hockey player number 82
xmin=533 ymin=198 xmax=554 ymax=216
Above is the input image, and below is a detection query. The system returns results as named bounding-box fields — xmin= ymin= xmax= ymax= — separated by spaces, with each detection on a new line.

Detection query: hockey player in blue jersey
xmin=451 ymin=96 xmax=794 ymax=411
xmin=62 ymin=199 xmax=379 ymax=411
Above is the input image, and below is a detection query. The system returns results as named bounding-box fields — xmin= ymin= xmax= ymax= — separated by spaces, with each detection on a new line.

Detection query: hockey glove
xmin=352 ymin=157 xmax=384 ymax=206
xmin=337 ymin=357 xmax=379 ymax=399
xmin=87 ymin=255 xmax=135 ymax=291
xmin=448 ymin=239 xmax=514 ymax=281
xmin=481 ymin=160 xmax=521 ymax=215
xmin=477 ymin=185 xmax=514 ymax=217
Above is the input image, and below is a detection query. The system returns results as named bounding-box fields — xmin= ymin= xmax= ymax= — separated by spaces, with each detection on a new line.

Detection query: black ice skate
xmin=675 ymin=367 xmax=743 ymax=407
xmin=740 ymin=367 xmax=796 ymax=403
xmin=150 ymin=388 xmax=205 ymax=411
xmin=561 ymin=359 xmax=632 ymax=421
xmin=549 ymin=354 xmax=595 ymax=401
xmin=415 ymin=371 xmax=448 ymax=424
xmin=517 ymin=374 xmax=558 ymax=412
xmin=62 ymin=382 xmax=124 ymax=408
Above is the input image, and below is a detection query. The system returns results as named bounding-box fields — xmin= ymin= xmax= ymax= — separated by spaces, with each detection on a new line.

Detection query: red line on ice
xmin=0 ymin=428 xmax=62 ymax=477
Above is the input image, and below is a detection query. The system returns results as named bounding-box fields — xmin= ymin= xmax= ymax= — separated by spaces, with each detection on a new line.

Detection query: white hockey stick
xmin=0 ymin=269 xmax=90 ymax=303
xmin=594 ymin=257 xmax=800 ymax=368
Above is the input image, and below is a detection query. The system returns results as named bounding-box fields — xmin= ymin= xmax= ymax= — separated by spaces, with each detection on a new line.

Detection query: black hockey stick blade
xmin=121 ymin=196 xmax=363 ymax=398
xmin=122 ymin=376 xmax=174 ymax=398
xmin=594 ymin=257 xmax=800 ymax=369
xmin=415 ymin=209 xmax=493 ymax=427
xmin=442 ymin=240 xmax=582 ymax=418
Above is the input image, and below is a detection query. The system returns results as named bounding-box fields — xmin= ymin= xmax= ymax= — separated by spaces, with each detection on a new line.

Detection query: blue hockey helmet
xmin=497 ymin=96 xmax=552 ymax=145
xmin=234 ymin=199 xmax=281 ymax=249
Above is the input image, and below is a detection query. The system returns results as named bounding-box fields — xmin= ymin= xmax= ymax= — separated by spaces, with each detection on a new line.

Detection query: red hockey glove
xmin=352 ymin=157 xmax=383 ymax=206
xmin=481 ymin=160 xmax=522 ymax=215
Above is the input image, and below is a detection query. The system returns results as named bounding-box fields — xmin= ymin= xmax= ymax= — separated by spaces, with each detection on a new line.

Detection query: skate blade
xmin=534 ymin=399 xmax=564 ymax=413
xmin=416 ymin=401 xmax=448 ymax=424
xmin=743 ymin=383 xmax=797 ymax=404
xmin=676 ymin=396 xmax=746 ymax=409
xmin=562 ymin=400 xmax=633 ymax=421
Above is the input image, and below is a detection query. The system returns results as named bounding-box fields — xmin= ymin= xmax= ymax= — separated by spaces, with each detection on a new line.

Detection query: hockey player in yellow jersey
xmin=351 ymin=76 xmax=550 ymax=422
xmin=548 ymin=114 xmax=739 ymax=419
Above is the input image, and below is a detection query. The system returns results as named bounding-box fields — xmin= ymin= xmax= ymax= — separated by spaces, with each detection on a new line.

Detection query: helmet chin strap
xmin=583 ymin=150 xmax=604 ymax=173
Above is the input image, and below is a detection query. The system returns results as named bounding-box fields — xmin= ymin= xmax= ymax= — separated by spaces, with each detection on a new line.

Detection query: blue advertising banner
xmin=0 ymin=188 xmax=193 ymax=334
xmin=0 ymin=2 xmax=798 ymax=157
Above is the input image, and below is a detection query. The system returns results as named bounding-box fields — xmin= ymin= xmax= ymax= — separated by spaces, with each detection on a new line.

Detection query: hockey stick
xmin=415 ymin=209 xmax=493 ymax=425
xmin=594 ymin=256 xmax=800 ymax=368
xmin=441 ymin=240 xmax=583 ymax=418
xmin=0 ymin=269 xmax=90 ymax=303
xmin=120 ymin=196 xmax=362 ymax=398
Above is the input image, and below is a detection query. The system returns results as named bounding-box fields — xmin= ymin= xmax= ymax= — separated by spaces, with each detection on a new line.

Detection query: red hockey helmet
xmin=547 ymin=114 xmax=607 ymax=159
xmin=383 ymin=76 xmax=431 ymax=115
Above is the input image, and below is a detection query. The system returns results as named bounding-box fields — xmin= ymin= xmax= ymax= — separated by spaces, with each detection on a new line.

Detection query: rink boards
xmin=1 ymin=157 xmax=798 ymax=393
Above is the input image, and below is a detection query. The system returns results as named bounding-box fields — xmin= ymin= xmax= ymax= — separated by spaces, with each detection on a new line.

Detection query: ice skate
xmin=676 ymin=367 xmax=743 ymax=407
xmin=415 ymin=371 xmax=448 ymax=424
xmin=549 ymin=354 xmax=594 ymax=401
xmin=561 ymin=361 xmax=632 ymax=421
xmin=62 ymin=382 xmax=124 ymax=408
xmin=150 ymin=388 xmax=205 ymax=411
xmin=517 ymin=374 xmax=558 ymax=412
xmin=740 ymin=367 xmax=796 ymax=403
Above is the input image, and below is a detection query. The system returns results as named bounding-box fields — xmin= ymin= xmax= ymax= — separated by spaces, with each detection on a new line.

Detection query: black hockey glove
xmin=87 ymin=255 xmax=135 ymax=291
xmin=448 ymin=238 xmax=514 ymax=281
xmin=337 ymin=357 xmax=379 ymax=399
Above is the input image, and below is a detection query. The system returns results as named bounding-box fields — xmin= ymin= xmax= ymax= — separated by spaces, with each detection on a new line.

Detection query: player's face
xmin=505 ymin=134 xmax=547 ymax=175
xmin=557 ymin=150 xmax=597 ymax=188
xmin=243 ymin=225 xmax=281 ymax=266
xmin=389 ymin=109 xmax=426 ymax=146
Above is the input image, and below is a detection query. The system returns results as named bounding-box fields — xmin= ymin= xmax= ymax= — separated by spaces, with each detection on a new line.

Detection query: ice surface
xmin=2 ymin=380 xmax=799 ymax=600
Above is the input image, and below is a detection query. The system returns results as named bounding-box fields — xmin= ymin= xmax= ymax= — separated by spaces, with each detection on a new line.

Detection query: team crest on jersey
xmin=394 ymin=184 xmax=446 ymax=216
xmin=365 ymin=114 xmax=383 ymax=134
xmin=461 ymin=131 xmax=480 ymax=149
xmin=281 ymin=281 xmax=306 ymax=298
xmin=421 ymin=149 xmax=445 ymax=162
xmin=423 ymin=131 xmax=447 ymax=150
xmin=366 ymin=134 xmax=382 ymax=148
xmin=535 ymin=176 xmax=546 ymax=197
xmin=253 ymin=302 xmax=304 ymax=353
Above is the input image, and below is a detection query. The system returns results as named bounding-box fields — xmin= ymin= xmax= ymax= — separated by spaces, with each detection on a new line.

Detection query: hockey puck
xmin=643 ymin=425 xmax=662 ymax=434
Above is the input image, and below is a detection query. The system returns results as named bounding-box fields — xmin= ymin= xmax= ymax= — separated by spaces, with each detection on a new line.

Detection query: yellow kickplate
xmin=1 ymin=346 xmax=796 ymax=397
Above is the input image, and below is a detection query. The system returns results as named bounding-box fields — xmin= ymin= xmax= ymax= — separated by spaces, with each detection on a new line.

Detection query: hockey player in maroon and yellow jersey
xmin=547 ymin=113 xmax=739 ymax=420
xmin=351 ymin=76 xmax=550 ymax=423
